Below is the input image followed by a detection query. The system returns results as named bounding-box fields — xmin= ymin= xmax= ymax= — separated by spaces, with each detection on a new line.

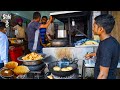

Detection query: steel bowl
xmin=17 ymin=53 xmax=46 ymax=66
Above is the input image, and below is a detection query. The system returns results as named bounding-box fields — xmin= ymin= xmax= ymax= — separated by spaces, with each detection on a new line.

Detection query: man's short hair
xmin=95 ymin=14 xmax=115 ymax=34
xmin=42 ymin=16 xmax=48 ymax=20
xmin=0 ymin=22 xmax=6 ymax=30
xmin=33 ymin=12 xmax=41 ymax=19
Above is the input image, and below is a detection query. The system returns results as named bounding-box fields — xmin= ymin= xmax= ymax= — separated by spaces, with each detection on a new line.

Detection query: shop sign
xmin=2 ymin=14 xmax=11 ymax=27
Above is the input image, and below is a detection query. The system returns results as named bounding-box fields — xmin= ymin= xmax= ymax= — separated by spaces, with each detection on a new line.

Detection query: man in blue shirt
xmin=26 ymin=12 xmax=53 ymax=53
xmin=85 ymin=14 xmax=120 ymax=79
xmin=40 ymin=16 xmax=48 ymax=47
xmin=0 ymin=22 xmax=9 ymax=69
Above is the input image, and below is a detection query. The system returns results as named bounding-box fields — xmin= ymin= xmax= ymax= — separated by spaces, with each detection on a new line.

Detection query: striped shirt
xmin=39 ymin=28 xmax=46 ymax=44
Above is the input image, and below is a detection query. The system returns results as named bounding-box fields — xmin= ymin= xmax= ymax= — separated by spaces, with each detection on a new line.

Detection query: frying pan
xmin=51 ymin=39 xmax=68 ymax=47
xmin=48 ymin=59 xmax=78 ymax=77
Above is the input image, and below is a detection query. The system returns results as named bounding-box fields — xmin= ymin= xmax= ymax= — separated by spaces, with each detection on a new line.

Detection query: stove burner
xmin=52 ymin=73 xmax=79 ymax=79
xmin=17 ymin=64 xmax=46 ymax=79
xmin=23 ymin=62 xmax=46 ymax=71
xmin=25 ymin=71 xmax=45 ymax=79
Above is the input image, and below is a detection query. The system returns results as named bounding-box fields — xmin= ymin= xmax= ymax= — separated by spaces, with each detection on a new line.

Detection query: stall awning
xmin=50 ymin=11 xmax=91 ymax=23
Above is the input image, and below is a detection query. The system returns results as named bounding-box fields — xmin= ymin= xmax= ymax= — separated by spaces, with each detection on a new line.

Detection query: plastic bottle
xmin=72 ymin=19 xmax=75 ymax=26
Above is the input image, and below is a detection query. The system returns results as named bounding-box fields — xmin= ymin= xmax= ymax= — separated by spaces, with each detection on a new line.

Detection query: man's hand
xmin=49 ymin=16 xmax=53 ymax=21
xmin=39 ymin=16 xmax=53 ymax=29
xmin=3 ymin=60 xmax=8 ymax=66
xmin=42 ymin=44 xmax=46 ymax=47
xmin=85 ymin=52 xmax=96 ymax=60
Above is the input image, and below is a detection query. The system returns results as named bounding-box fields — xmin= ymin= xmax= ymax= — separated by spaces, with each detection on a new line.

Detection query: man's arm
xmin=0 ymin=35 xmax=8 ymax=65
xmin=13 ymin=25 xmax=17 ymax=30
xmin=85 ymin=52 xmax=96 ymax=60
xmin=39 ymin=16 xmax=53 ymax=29
xmin=97 ymin=66 xmax=109 ymax=79
xmin=97 ymin=42 xmax=113 ymax=79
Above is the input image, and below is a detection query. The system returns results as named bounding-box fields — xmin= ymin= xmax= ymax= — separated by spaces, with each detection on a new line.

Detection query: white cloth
xmin=13 ymin=25 xmax=25 ymax=39
xmin=32 ymin=29 xmax=39 ymax=51
xmin=15 ymin=29 xmax=18 ymax=35
xmin=47 ymin=23 xmax=55 ymax=35
xmin=0 ymin=32 xmax=8 ymax=64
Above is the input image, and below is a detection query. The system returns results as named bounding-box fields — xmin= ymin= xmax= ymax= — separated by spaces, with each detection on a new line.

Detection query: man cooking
xmin=85 ymin=14 xmax=120 ymax=79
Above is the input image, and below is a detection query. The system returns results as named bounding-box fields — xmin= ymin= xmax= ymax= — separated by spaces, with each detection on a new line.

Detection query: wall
xmin=111 ymin=11 xmax=120 ymax=43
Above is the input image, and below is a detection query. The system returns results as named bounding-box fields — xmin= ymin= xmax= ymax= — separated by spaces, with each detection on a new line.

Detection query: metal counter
xmin=43 ymin=46 xmax=98 ymax=76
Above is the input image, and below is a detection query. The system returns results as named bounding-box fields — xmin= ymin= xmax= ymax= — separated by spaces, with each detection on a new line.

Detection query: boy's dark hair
xmin=94 ymin=14 xmax=115 ymax=34
xmin=0 ymin=22 xmax=6 ymax=30
xmin=33 ymin=12 xmax=41 ymax=19
xmin=42 ymin=16 xmax=48 ymax=20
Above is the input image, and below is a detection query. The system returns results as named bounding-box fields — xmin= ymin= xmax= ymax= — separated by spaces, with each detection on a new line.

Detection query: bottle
xmin=72 ymin=19 xmax=75 ymax=26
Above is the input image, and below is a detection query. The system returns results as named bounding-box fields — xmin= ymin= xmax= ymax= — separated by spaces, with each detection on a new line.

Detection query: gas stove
xmin=17 ymin=63 xmax=47 ymax=79
xmin=47 ymin=69 xmax=80 ymax=79
xmin=52 ymin=73 xmax=79 ymax=79
xmin=25 ymin=70 xmax=45 ymax=79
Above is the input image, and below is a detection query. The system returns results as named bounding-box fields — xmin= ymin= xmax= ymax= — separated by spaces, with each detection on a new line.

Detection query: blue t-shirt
xmin=94 ymin=36 xmax=120 ymax=79
xmin=26 ymin=21 xmax=41 ymax=51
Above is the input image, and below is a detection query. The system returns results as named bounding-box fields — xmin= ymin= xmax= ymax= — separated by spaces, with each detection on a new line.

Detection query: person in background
xmin=13 ymin=18 xmax=26 ymax=40
xmin=39 ymin=16 xmax=49 ymax=48
xmin=41 ymin=16 xmax=48 ymax=24
xmin=85 ymin=14 xmax=120 ymax=79
xmin=26 ymin=12 xmax=52 ymax=53
xmin=0 ymin=22 xmax=9 ymax=69
xmin=46 ymin=17 xmax=55 ymax=40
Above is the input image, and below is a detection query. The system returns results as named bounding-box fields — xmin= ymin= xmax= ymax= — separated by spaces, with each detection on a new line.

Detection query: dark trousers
xmin=0 ymin=63 xmax=4 ymax=69
xmin=0 ymin=63 xmax=4 ymax=79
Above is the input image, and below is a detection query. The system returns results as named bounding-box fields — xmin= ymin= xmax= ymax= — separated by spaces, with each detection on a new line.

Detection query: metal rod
xmin=73 ymin=26 xmax=88 ymax=38
xmin=68 ymin=17 xmax=72 ymax=46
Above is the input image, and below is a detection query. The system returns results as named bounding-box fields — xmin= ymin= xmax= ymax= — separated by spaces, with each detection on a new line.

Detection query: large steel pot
xmin=57 ymin=30 xmax=67 ymax=38
xmin=17 ymin=54 xmax=46 ymax=66
xmin=51 ymin=39 xmax=68 ymax=47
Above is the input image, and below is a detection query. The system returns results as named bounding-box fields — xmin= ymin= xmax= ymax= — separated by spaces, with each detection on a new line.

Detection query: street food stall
xmin=42 ymin=11 xmax=99 ymax=79
xmin=42 ymin=11 xmax=120 ymax=79
xmin=0 ymin=11 xmax=119 ymax=79
xmin=50 ymin=11 xmax=93 ymax=47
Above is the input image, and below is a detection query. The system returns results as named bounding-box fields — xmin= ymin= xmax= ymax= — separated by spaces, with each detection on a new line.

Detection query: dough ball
xmin=53 ymin=66 xmax=61 ymax=71
xmin=66 ymin=67 xmax=73 ymax=71
xmin=61 ymin=68 xmax=69 ymax=71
